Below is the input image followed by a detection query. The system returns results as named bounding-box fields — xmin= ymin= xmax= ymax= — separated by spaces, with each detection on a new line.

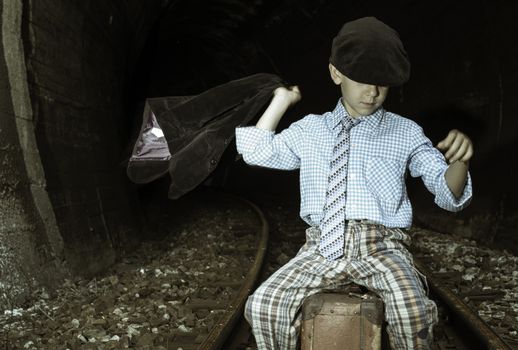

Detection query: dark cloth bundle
xmin=127 ymin=73 xmax=284 ymax=198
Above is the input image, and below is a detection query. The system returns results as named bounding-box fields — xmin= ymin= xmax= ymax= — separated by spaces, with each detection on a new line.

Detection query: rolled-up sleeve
xmin=408 ymin=127 xmax=472 ymax=212
xmin=235 ymin=119 xmax=305 ymax=170
xmin=435 ymin=169 xmax=472 ymax=211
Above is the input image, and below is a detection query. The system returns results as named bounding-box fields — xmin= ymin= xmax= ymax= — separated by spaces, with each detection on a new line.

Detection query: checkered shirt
xmin=235 ymin=99 xmax=472 ymax=227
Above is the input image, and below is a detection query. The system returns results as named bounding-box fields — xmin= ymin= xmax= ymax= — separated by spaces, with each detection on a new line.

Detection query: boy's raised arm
xmin=256 ymin=86 xmax=301 ymax=131
xmin=234 ymin=85 xmax=304 ymax=170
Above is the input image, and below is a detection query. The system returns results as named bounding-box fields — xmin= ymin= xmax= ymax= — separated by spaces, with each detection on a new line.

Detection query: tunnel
xmin=1 ymin=0 xmax=517 ymax=322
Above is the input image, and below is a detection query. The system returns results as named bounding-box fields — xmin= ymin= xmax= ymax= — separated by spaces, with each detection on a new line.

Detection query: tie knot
xmin=341 ymin=115 xmax=357 ymax=131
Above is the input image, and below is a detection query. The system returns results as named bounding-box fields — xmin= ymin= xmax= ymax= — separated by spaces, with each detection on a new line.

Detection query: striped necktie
xmin=319 ymin=115 xmax=356 ymax=260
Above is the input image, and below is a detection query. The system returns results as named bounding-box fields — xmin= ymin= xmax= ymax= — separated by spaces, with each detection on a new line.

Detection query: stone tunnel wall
xmin=21 ymin=0 xmax=171 ymax=276
xmin=0 ymin=0 xmax=64 ymax=310
xmin=0 ymin=0 xmax=170 ymax=307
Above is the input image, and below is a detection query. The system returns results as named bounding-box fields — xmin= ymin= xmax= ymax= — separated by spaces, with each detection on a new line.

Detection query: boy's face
xmin=329 ymin=64 xmax=389 ymax=118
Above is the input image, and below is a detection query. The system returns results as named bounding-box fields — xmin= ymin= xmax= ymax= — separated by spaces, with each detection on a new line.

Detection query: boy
xmin=235 ymin=17 xmax=473 ymax=349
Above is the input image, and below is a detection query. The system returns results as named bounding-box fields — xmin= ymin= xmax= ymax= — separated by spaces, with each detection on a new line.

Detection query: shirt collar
xmin=327 ymin=98 xmax=384 ymax=133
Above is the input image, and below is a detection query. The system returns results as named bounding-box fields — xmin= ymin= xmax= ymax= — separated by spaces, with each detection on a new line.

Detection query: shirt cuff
xmin=235 ymin=126 xmax=274 ymax=155
xmin=435 ymin=169 xmax=473 ymax=212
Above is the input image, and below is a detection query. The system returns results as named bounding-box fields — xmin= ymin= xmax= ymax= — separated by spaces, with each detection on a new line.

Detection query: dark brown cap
xmin=330 ymin=17 xmax=410 ymax=86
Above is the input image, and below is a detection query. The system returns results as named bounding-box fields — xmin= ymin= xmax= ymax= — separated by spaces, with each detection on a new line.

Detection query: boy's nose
xmin=366 ymin=85 xmax=379 ymax=97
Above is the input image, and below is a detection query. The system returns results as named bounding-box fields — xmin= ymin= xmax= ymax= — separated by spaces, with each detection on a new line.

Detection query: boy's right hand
xmin=255 ymin=85 xmax=301 ymax=131
xmin=273 ymin=85 xmax=302 ymax=107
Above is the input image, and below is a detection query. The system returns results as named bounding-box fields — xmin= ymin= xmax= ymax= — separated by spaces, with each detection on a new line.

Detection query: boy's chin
xmin=357 ymin=107 xmax=378 ymax=116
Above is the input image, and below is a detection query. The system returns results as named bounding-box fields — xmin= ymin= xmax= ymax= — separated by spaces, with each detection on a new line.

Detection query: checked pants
xmin=244 ymin=222 xmax=438 ymax=350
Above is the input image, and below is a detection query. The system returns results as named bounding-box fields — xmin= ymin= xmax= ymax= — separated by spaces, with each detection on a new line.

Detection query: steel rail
xmin=414 ymin=258 xmax=512 ymax=350
xmin=198 ymin=194 xmax=269 ymax=350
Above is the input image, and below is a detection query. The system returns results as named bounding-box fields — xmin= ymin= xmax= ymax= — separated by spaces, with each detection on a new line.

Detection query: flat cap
xmin=330 ymin=17 xmax=410 ymax=86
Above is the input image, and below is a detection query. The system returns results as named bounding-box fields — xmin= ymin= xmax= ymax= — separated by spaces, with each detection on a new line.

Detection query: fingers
xmin=275 ymin=85 xmax=300 ymax=95
xmin=444 ymin=133 xmax=463 ymax=160
xmin=290 ymin=85 xmax=301 ymax=94
xmin=436 ymin=129 xmax=458 ymax=150
xmin=448 ymin=138 xmax=469 ymax=163
xmin=289 ymin=86 xmax=302 ymax=101
xmin=461 ymin=142 xmax=474 ymax=162
xmin=275 ymin=85 xmax=300 ymax=93
xmin=286 ymin=85 xmax=302 ymax=105
xmin=273 ymin=86 xmax=289 ymax=95
xmin=437 ymin=129 xmax=474 ymax=163
xmin=274 ymin=85 xmax=301 ymax=104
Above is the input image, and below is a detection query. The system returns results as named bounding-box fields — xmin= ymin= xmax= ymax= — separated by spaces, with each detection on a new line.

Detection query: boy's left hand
xmin=436 ymin=129 xmax=473 ymax=164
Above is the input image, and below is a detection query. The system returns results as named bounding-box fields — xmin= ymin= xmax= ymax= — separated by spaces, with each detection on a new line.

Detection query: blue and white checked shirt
xmin=235 ymin=99 xmax=472 ymax=228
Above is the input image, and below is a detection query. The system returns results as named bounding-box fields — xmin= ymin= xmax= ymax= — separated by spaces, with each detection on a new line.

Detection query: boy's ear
xmin=329 ymin=63 xmax=342 ymax=85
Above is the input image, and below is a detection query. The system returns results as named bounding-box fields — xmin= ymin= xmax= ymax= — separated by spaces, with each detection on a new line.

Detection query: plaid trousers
xmin=245 ymin=222 xmax=438 ymax=350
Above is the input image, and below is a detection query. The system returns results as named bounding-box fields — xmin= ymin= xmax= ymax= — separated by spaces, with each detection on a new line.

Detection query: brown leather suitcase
xmin=300 ymin=287 xmax=384 ymax=350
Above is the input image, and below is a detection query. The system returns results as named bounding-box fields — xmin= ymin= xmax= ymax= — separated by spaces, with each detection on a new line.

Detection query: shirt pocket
xmin=363 ymin=156 xmax=406 ymax=214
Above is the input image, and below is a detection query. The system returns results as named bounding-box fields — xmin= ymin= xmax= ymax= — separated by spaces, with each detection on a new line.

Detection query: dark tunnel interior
xmin=1 ymin=0 xmax=518 ymax=307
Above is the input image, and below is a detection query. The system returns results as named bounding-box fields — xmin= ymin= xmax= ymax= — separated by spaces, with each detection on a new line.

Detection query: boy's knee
xmin=387 ymin=297 xmax=437 ymax=349
xmin=421 ymin=298 xmax=438 ymax=338
xmin=244 ymin=288 xmax=270 ymax=325
xmin=416 ymin=327 xmax=429 ymax=339
xmin=409 ymin=297 xmax=438 ymax=332
xmin=419 ymin=298 xmax=438 ymax=330
xmin=244 ymin=296 xmax=254 ymax=326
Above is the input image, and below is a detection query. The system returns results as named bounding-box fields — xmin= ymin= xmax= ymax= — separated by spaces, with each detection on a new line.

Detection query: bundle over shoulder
xmin=127 ymin=73 xmax=285 ymax=198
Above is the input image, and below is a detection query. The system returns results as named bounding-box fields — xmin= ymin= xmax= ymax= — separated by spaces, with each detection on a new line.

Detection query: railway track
xmin=416 ymin=259 xmax=511 ymax=350
xmin=204 ymin=194 xmax=514 ymax=350
xmin=198 ymin=196 xmax=269 ymax=350
xmin=0 ymin=190 xmax=266 ymax=350
xmin=0 ymin=190 xmax=510 ymax=349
